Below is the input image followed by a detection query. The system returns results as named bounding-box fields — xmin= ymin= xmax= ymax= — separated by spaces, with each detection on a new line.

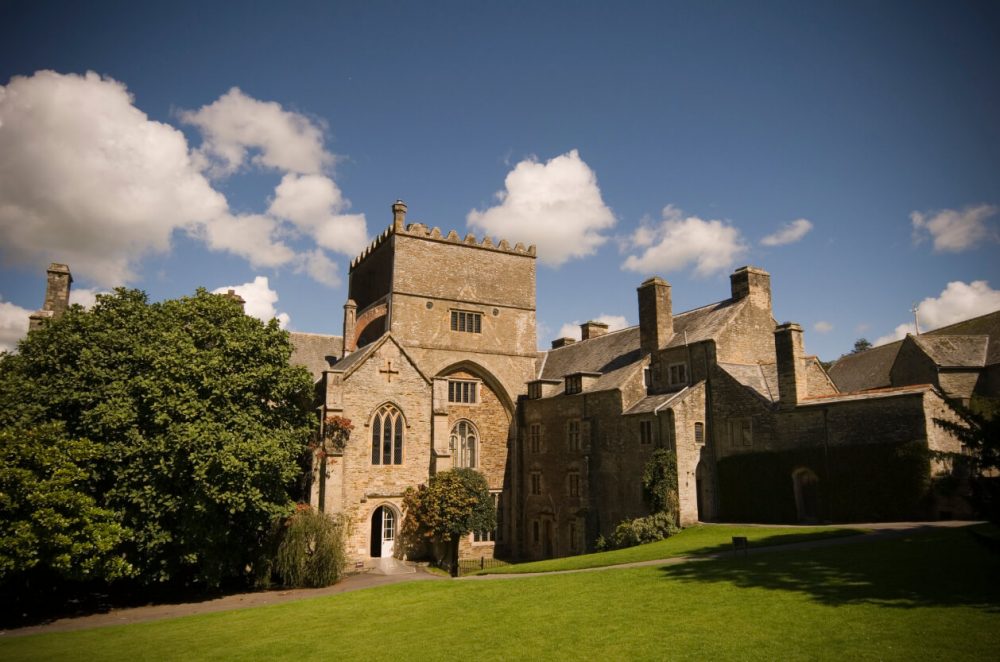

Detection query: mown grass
xmin=3 ymin=525 xmax=998 ymax=661
xmin=480 ymin=523 xmax=866 ymax=573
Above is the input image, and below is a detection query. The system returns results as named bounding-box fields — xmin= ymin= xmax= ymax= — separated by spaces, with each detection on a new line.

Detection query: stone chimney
xmin=223 ymin=289 xmax=246 ymax=310
xmin=551 ymin=337 xmax=576 ymax=349
xmin=637 ymin=277 xmax=672 ymax=354
xmin=392 ymin=200 xmax=407 ymax=232
xmin=342 ymin=299 xmax=357 ymax=357
xmin=774 ymin=322 xmax=807 ymax=407
xmin=730 ymin=266 xmax=771 ymax=311
xmin=29 ymin=263 xmax=73 ymax=331
xmin=580 ymin=321 xmax=609 ymax=340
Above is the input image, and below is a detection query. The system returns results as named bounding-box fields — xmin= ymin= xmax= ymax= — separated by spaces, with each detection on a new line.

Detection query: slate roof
xmin=623 ymin=387 xmax=693 ymax=415
xmin=911 ymin=334 xmax=989 ymax=368
xmin=718 ymin=362 xmax=779 ymax=402
xmin=798 ymin=383 xmax=932 ymax=406
xmin=289 ymin=332 xmax=343 ymax=381
xmin=536 ymin=297 xmax=746 ymax=396
xmin=828 ymin=308 xmax=1000 ymax=392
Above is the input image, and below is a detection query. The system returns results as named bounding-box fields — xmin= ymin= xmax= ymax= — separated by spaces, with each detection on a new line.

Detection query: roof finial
xmin=911 ymin=302 xmax=921 ymax=335
xmin=392 ymin=199 xmax=407 ymax=232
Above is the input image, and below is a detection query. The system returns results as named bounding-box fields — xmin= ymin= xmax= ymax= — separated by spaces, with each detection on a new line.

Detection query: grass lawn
xmin=480 ymin=523 xmax=866 ymax=573
xmin=3 ymin=525 xmax=998 ymax=661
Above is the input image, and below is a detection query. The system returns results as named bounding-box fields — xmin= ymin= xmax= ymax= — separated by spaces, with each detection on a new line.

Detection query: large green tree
xmin=0 ymin=288 xmax=314 ymax=588
xmin=402 ymin=469 xmax=495 ymax=576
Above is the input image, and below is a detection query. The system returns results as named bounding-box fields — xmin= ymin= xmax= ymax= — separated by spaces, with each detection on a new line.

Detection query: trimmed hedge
xmin=717 ymin=441 xmax=933 ymax=523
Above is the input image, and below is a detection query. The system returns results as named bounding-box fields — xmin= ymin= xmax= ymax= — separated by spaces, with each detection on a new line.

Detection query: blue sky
xmin=1 ymin=0 xmax=998 ymax=359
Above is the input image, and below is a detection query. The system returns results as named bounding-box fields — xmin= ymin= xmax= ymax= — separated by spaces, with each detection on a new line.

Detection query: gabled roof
xmin=289 ymin=332 xmax=343 ymax=381
xmin=536 ymin=297 xmax=746 ymax=396
xmin=827 ymin=341 xmax=902 ymax=392
xmin=718 ymin=362 xmax=779 ymax=402
xmin=828 ymin=308 xmax=1000 ymax=392
xmin=328 ymin=333 xmax=431 ymax=384
xmin=911 ymin=334 xmax=989 ymax=368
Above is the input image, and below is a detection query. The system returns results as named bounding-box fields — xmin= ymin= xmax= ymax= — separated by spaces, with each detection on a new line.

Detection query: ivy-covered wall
xmin=716 ymin=441 xmax=933 ymax=523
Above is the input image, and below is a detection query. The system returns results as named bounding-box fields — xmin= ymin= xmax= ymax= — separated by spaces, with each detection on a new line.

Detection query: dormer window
xmin=528 ymin=382 xmax=542 ymax=399
xmin=565 ymin=374 xmax=583 ymax=395
xmin=668 ymin=362 xmax=688 ymax=386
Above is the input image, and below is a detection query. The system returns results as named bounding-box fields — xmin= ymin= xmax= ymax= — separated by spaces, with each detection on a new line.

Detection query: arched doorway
xmin=792 ymin=468 xmax=821 ymax=523
xmin=369 ymin=505 xmax=397 ymax=558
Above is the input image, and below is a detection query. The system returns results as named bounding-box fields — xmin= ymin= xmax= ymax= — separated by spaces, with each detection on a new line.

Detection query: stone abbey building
xmin=29 ymin=202 xmax=995 ymax=566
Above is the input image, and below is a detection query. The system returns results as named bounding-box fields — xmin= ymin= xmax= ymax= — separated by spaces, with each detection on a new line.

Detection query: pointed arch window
xmin=450 ymin=419 xmax=479 ymax=469
xmin=371 ymin=405 xmax=404 ymax=465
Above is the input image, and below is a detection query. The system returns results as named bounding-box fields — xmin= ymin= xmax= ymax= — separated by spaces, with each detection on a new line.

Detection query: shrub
xmin=274 ymin=506 xmax=348 ymax=588
xmin=606 ymin=512 xmax=680 ymax=551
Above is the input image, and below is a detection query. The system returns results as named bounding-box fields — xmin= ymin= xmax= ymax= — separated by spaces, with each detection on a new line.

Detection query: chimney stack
xmin=730 ymin=266 xmax=772 ymax=311
xmin=551 ymin=337 xmax=576 ymax=349
xmin=637 ymin=277 xmax=672 ymax=354
xmin=29 ymin=263 xmax=73 ymax=331
xmin=223 ymin=289 xmax=246 ymax=310
xmin=774 ymin=322 xmax=807 ymax=407
xmin=580 ymin=320 xmax=609 ymax=340
xmin=342 ymin=299 xmax=358 ymax=357
xmin=392 ymin=200 xmax=407 ymax=232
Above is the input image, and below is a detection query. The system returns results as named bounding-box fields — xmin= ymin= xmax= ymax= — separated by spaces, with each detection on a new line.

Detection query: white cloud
xmin=874 ymin=280 xmax=1000 ymax=345
xmin=0 ymin=71 xmax=355 ymax=289
xmin=911 ymin=204 xmax=998 ymax=252
xmin=622 ymin=205 xmax=748 ymax=277
xmin=813 ymin=321 xmax=833 ymax=334
xmin=268 ymin=173 xmax=368 ymax=257
xmin=556 ymin=314 xmax=630 ymax=341
xmin=0 ymin=71 xmax=229 ymax=285
xmin=69 ymin=287 xmax=106 ymax=310
xmin=855 ymin=323 xmax=871 ymax=334
xmin=180 ymin=87 xmax=332 ymax=177
xmin=212 ymin=276 xmax=290 ymax=329
xmin=0 ymin=297 xmax=32 ymax=353
xmin=467 ymin=150 xmax=616 ymax=267
xmin=297 ymin=249 xmax=342 ymax=287
xmin=761 ymin=218 xmax=813 ymax=246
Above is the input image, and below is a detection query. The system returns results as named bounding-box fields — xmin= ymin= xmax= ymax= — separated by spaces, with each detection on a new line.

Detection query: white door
xmin=381 ymin=507 xmax=395 ymax=558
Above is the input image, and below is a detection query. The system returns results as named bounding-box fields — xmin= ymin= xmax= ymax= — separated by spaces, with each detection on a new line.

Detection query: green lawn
xmin=3 ymin=525 xmax=998 ymax=661
xmin=480 ymin=523 xmax=866 ymax=573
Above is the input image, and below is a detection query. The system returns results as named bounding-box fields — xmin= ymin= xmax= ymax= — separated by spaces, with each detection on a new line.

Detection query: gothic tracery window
xmin=450 ymin=419 xmax=479 ymax=469
xmin=371 ymin=404 xmax=404 ymax=465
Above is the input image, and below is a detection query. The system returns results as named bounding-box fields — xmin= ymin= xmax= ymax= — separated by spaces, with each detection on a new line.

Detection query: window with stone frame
xmin=448 ymin=379 xmax=478 ymax=404
xmin=567 ymin=419 xmax=581 ymax=451
xmin=668 ymin=362 xmax=688 ymax=386
xmin=529 ymin=423 xmax=541 ymax=453
xmin=370 ymin=404 xmax=404 ymax=465
xmin=694 ymin=421 xmax=705 ymax=446
xmin=568 ymin=471 xmax=581 ymax=497
xmin=639 ymin=419 xmax=654 ymax=445
xmin=565 ymin=374 xmax=582 ymax=395
xmin=450 ymin=419 xmax=479 ymax=468
xmin=530 ymin=472 xmax=542 ymax=495
xmin=729 ymin=418 xmax=752 ymax=448
xmin=528 ymin=382 xmax=542 ymax=399
xmin=450 ymin=310 xmax=482 ymax=333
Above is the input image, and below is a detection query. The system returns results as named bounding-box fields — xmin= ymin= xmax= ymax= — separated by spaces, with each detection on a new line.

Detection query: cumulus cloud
xmin=180 ymin=87 xmax=332 ymax=177
xmin=813 ymin=321 xmax=833 ymax=334
xmin=0 ymin=71 xmax=231 ymax=285
xmin=622 ymin=205 xmax=748 ymax=277
xmin=911 ymin=204 xmax=998 ymax=252
xmin=0 ymin=71 xmax=362 ymax=288
xmin=0 ymin=297 xmax=32 ymax=353
xmin=761 ymin=218 xmax=813 ymax=246
xmin=556 ymin=314 xmax=630 ymax=341
xmin=269 ymin=173 xmax=367 ymax=256
xmin=297 ymin=249 xmax=342 ymax=287
xmin=467 ymin=150 xmax=615 ymax=267
xmin=874 ymin=280 xmax=1000 ymax=345
xmin=212 ymin=276 xmax=290 ymax=328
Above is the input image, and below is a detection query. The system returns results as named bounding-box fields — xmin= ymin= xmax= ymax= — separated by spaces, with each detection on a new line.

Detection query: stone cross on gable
xmin=379 ymin=358 xmax=400 ymax=383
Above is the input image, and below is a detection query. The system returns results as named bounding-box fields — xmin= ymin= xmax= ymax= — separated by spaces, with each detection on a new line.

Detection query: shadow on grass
xmin=658 ymin=525 xmax=1000 ymax=611
xmin=672 ymin=528 xmax=866 ymax=558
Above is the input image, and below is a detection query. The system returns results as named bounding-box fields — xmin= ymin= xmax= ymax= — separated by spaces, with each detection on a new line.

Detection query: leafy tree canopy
xmin=0 ymin=288 xmax=315 ymax=588
xmin=642 ymin=448 xmax=679 ymax=517
xmin=851 ymin=338 xmax=872 ymax=354
xmin=402 ymin=468 xmax=495 ymax=575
